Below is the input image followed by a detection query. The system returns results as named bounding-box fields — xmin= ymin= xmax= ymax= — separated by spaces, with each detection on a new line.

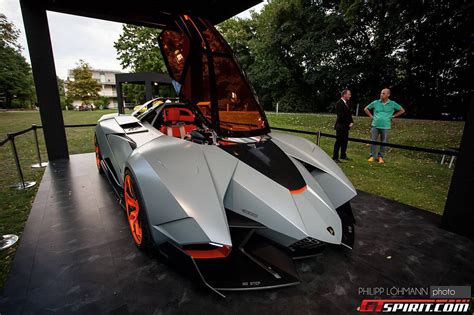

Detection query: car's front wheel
xmin=123 ymin=170 xmax=153 ymax=250
xmin=94 ymin=135 xmax=104 ymax=174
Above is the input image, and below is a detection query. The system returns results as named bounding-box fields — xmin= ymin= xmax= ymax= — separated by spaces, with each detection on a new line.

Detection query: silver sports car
xmin=95 ymin=14 xmax=356 ymax=296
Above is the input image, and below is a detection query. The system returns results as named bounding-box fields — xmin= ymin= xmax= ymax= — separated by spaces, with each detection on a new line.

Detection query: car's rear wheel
xmin=124 ymin=170 xmax=153 ymax=250
xmin=94 ymin=135 xmax=104 ymax=174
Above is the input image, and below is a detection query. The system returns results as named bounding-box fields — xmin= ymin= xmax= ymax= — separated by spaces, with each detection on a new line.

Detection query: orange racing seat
xmin=160 ymin=107 xmax=196 ymax=138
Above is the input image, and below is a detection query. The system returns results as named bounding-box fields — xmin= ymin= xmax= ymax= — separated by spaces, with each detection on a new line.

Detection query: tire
xmin=94 ymin=135 xmax=104 ymax=174
xmin=123 ymin=169 xmax=153 ymax=251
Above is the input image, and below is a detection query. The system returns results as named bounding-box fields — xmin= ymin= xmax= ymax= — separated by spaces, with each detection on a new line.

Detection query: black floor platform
xmin=1 ymin=153 xmax=473 ymax=314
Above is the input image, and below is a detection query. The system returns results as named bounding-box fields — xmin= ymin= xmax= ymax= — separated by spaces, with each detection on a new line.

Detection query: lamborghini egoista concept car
xmin=95 ymin=15 xmax=356 ymax=296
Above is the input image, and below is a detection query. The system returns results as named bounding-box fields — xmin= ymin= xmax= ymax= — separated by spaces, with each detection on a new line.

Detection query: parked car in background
xmin=76 ymin=103 xmax=95 ymax=111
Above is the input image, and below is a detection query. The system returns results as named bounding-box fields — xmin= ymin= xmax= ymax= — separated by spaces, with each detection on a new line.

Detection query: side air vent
xmin=225 ymin=209 xmax=266 ymax=229
xmin=288 ymin=237 xmax=324 ymax=252
xmin=296 ymin=159 xmax=317 ymax=173
xmin=120 ymin=122 xmax=148 ymax=134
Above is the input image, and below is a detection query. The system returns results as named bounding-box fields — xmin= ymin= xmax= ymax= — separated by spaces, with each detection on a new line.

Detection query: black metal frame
xmin=115 ymin=72 xmax=174 ymax=114
xmin=442 ymin=96 xmax=474 ymax=238
xmin=16 ymin=0 xmax=473 ymax=238
xmin=18 ymin=0 xmax=262 ymax=160
xmin=20 ymin=0 xmax=69 ymax=161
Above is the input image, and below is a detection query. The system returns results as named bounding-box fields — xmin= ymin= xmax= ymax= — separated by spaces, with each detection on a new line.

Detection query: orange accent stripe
xmin=185 ymin=245 xmax=231 ymax=259
xmin=218 ymin=140 xmax=237 ymax=145
xmin=290 ymin=185 xmax=307 ymax=195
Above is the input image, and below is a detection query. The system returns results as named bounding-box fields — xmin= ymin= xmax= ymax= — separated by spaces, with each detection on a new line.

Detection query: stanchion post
xmin=9 ymin=133 xmax=36 ymax=190
xmin=31 ymin=124 xmax=48 ymax=168
xmin=316 ymin=131 xmax=321 ymax=146
xmin=9 ymin=134 xmax=25 ymax=189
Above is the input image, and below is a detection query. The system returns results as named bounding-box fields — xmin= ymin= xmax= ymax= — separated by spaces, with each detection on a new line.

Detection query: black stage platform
xmin=1 ymin=153 xmax=473 ymax=314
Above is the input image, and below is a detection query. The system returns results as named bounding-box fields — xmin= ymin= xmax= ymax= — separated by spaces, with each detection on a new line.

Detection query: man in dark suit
xmin=333 ymin=89 xmax=354 ymax=162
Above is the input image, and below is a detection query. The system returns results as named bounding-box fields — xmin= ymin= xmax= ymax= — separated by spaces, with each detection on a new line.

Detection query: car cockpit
xmin=137 ymin=99 xmax=214 ymax=144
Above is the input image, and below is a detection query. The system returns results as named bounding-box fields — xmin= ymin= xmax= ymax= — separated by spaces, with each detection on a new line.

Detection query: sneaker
xmin=340 ymin=157 xmax=351 ymax=161
xmin=333 ymin=158 xmax=341 ymax=163
xmin=378 ymin=157 xmax=385 ymax=164
xmin=368 ymin=156 xmax=375 ymax=162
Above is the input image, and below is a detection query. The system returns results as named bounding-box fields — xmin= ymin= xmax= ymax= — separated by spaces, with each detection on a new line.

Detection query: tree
xmin=65 ymin=60 xmax=101 ymax=105
xmin=94 ymin=96 xmax=110 ymax=109
xmin=114 ymin=24 xmax=166 ymax=73
xmin=220 ymin=0 xmax=473 ymax=117
xmin=338 ymin=0 xmax=474 ymax=118
xmin=394 ymin=0 xmax=474 ymax=118
xmin=57 ymin=77 xmax=73 ymax=109
xmin=0 ymin=13 xmax=21 ymax=50
xmin=114 ymin=24 xmax=168 ymax=103
xmin=0 ymin=13 xmax=35 ymax=108
xmin=218 ymin=18 xmax=256 ymax=72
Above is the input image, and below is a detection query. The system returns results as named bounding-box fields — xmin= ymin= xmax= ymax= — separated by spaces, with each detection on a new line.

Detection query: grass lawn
xmin=0 ymin=110 xmax=464 ymax=291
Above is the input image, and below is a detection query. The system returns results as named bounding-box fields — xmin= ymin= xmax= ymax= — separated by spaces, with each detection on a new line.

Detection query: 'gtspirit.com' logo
xmin=358 ymin=299 xmax=471 ymax=313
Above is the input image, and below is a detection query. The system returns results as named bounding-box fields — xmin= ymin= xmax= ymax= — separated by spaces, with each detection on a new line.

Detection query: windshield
xmin=158 ymin=15 xmax=269 ymax=137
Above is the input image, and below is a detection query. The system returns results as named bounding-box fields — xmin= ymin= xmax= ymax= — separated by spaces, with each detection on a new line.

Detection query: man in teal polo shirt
xmin=364 ymin=88 xmax=405 ymax=164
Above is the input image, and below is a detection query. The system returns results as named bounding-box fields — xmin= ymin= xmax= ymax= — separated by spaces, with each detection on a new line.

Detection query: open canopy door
xmin=159 ymin=15 xmax=270 ymax=137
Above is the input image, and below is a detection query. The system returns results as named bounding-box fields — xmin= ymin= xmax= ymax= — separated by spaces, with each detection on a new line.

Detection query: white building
xmin=67 ymin=68 xmax=122 ymax=109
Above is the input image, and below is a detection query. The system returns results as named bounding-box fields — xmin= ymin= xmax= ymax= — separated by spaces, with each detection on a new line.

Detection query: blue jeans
xmin=370 ymin=127 xmax=388 ymax=157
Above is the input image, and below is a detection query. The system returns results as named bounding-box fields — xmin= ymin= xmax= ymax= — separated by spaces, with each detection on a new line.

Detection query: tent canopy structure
xmin=114 ymin=72 xmax=175 ymax=113
xmin=34 ymin=0 xmax=261 ymax=28
xmin=18 ymin=0 xmax=473 ymax=238
xmin=19 ymin=0 xmax=261 ymax=161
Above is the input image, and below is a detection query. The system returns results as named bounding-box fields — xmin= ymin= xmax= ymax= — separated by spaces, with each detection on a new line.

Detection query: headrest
xmin=163 ymin=107 xmax=195 ymax=123
xmin=164 ymin=107 xmax=181 ymax=122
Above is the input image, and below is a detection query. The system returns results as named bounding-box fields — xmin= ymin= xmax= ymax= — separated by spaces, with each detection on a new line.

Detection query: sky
xmin=0 ymin=0 xmax=265 ymax=79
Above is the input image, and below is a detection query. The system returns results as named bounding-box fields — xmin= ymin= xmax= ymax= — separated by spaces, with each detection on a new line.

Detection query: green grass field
xmin=0 ymin=110 xmax=464 ymax=291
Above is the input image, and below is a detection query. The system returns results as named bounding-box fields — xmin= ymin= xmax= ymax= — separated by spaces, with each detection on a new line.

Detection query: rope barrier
xmin=0 ymin=137 xmax=8 ymax=147
xmin=6 ymin=126 xmax=34 ymax=138
xmin=1 ymin=124 xmax=460 ymax=155
xmin=36 ymin=123 xmax=97 ymax=128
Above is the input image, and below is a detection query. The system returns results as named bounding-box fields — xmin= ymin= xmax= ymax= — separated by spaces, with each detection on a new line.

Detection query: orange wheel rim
xmin=124 ymin=174 xmax=142 ymax=245
xmin=95 ymin=143 xmax=101 ymax=170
